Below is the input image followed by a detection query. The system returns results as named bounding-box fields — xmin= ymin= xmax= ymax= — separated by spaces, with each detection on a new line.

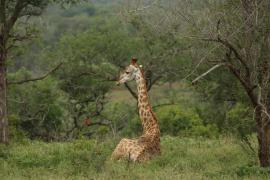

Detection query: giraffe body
xmin=111 ymin=58 xmax=160 ymax=162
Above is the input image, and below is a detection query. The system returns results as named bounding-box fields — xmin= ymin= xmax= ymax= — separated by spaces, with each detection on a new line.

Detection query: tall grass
xmin=0 ymin=136 xmax=269 ymax=180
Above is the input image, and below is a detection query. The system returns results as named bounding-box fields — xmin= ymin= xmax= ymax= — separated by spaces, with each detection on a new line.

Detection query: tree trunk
xmin=256 ymin=106 xmax=270 ymax=167
xmin=0 ymin=42 xmax=8 ymax=144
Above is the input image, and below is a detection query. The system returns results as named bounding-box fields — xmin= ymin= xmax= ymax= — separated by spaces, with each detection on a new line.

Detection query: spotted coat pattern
xmin=111 ymin=65 xmax=160 ymax=162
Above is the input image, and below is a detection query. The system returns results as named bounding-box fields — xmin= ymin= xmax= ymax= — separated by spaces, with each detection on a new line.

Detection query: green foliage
xmin=156 ymin=105 xmax=218 ymax=137
xmin=6 ymin=0 xmax=261 ymax=146
xmin=157 ymin=105 xmax=200 ymax=135
xmin=8 ymin=69 xmax=69 ymax=140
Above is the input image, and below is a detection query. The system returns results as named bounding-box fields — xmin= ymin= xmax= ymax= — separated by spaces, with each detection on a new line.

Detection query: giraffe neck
xmin=135 ymin=69 xmax=160 ymax=137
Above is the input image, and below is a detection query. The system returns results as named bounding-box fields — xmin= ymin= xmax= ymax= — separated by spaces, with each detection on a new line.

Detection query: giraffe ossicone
xmin=111 ymin=58 xmax=161 ymax=162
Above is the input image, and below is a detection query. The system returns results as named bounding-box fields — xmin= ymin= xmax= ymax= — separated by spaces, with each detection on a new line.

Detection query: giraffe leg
xmin=132 ymin=141 xmax=161 ymax=162
xmin=130 ymin=147 xmax=160 ymax=162
xmin=128 ymin=145 xmax=143 ymax=162
xmin=111 ymin=138 xmax=134 ymax=160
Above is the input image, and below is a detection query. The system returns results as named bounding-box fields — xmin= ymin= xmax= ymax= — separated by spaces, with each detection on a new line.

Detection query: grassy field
xmin=0 ymin=84 xmax=267 ymax=179
xmin=1 ymin=136 xmax=270 ymax=180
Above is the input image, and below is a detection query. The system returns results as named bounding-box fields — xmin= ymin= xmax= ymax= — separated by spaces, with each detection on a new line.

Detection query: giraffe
xmin=111 ymin=58 xmax=160 ymax=162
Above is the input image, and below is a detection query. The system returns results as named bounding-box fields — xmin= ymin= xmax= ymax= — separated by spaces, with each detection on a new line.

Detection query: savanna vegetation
xmin=0 ymin=0 xmax=270 ymax=179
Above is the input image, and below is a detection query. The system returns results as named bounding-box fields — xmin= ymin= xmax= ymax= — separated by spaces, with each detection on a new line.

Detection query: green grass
xmin=0 ymin=136 xmax=269 ymax=180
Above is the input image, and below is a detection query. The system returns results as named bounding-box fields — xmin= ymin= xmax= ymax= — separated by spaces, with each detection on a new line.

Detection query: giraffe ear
xmin=131 ymin=57 xmax=138 ymax=65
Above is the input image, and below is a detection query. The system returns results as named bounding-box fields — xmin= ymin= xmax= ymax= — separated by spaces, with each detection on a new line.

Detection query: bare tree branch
xmin=8 ymin=63 xmax=63 ymax=85
xmin=192 ymin=63 xmax=225 ymax=84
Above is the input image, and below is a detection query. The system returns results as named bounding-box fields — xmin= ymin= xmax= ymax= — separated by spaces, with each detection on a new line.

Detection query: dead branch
xmin=192 ymin=63 xmax=225 ymax=84
xmin=8 ymin=63 xmax=63 ymax=85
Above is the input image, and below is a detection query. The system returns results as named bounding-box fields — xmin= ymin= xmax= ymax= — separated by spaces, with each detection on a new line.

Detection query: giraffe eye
xmin=125 ymin=71 xmax=130 ymax=74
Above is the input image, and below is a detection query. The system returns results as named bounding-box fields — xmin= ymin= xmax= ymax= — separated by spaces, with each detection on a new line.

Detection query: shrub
xmin=156 ymin=105 xmax=217 ymax=137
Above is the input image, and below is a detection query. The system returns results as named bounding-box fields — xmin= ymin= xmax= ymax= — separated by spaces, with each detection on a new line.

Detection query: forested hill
xmin=8 ymin=0 xmax=255 ymax=142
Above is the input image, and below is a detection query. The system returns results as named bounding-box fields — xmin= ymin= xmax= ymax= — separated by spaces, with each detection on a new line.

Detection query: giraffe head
xmin=117 ymin=58 xmax=141 ymax=85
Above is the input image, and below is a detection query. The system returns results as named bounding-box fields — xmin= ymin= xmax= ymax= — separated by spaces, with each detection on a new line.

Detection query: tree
xmin=0 ymin=0 xmax=79 ymax=144
xmin=182 ymin=0 xmax=270 ymax=167
xmin=204 ymin=0 xmax=270 ymax=167
xmin=125 ymin=0 xmax=270 ymax=167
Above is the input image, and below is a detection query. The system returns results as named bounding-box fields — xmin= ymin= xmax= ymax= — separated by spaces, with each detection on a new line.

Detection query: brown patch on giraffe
xmin=139 ymin=109 xmax=144 ymax=114
xmin=143 ymin=112 xmax=147 ymax=117
xmin=141 ymin=96 xmax=146 ymax=103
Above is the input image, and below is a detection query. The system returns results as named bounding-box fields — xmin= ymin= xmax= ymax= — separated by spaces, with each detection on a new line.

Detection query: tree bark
xmin=0 ymin=40 xmax=8 ymax=144
xmin=255 ymin=105 xmax=270 ymax=167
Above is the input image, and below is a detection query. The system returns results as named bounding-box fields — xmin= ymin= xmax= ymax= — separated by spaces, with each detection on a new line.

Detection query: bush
xmin=156 ymin=105 xmax=218 ymax=137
